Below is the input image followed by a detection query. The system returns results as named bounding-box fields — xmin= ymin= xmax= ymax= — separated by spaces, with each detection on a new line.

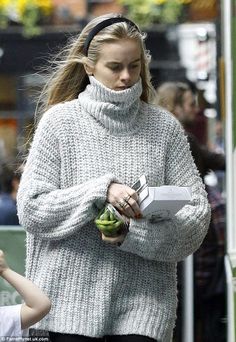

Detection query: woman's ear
xmin=84 ymin=62 xmax=94 ymax=76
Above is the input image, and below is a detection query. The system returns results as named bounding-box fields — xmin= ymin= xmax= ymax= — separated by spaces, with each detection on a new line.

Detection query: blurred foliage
xmin=119 ymin=0 xmax=192 ymax=27
xmin=0 ymin=0 xmax=53 ymax=37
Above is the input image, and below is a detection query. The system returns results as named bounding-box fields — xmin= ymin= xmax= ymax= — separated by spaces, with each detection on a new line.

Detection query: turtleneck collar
xmin=78 ymin=76 xmax=143 ymax=135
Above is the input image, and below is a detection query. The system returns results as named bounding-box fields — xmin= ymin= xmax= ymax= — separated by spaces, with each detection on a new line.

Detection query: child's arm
xmin=0 ymin=250 xmax=51 ymax=329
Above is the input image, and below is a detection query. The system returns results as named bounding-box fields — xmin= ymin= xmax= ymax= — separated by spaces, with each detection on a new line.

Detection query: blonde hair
xmin=36 ymin=13 xmax=155 ymax=122
xmin=155 ymin=82 xmax=190 ymax=114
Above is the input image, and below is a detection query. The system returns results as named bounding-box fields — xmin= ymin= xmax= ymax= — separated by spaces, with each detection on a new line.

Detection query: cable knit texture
xmin=17 ymin=76 xmax=210 ymax=342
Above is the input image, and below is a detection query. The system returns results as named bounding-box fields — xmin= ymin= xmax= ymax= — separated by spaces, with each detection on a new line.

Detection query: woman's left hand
xmin=101 ymin=225 xmax=129 ymax=245
xmin=101 ymin=232 xmax=127 ymax=245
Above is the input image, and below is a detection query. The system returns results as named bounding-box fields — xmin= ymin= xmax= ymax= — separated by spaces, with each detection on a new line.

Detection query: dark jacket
xmin=187 ymin=133 xmax=225 ymax=179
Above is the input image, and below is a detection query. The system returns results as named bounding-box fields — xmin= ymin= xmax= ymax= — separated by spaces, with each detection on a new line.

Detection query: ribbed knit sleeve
xmin=17 ymin=109 xmax=117 ymax=240
xmin=119 ymin=119 xmax=211 ymax=262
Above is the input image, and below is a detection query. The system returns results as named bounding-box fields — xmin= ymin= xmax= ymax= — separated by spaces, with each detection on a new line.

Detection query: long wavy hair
xmin=35 ymin=13 xmax=155 ymax=122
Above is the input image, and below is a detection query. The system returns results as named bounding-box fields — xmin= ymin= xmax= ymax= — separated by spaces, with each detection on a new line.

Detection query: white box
xmin=139 ymin=185 xmax=192 ymax=220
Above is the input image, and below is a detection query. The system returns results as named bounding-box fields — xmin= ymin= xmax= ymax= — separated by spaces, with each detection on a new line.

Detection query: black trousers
xmin=49 ymin=332 xmax=156 ymax=342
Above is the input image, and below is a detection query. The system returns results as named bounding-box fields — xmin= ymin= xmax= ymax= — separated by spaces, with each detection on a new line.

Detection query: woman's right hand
xmin=107 ymin=183 xmax=142 ymax=219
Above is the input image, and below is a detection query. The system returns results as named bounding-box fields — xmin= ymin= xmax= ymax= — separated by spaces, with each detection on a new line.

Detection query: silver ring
xmin=124 ymin=194 xmax=131 ymax=202
xmin=117 ymin=200 xmax=126 ymax=209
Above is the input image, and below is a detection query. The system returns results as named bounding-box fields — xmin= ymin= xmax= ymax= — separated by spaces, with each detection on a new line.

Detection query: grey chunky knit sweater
xmin=17 ymin=76 xmax=210 ymax=342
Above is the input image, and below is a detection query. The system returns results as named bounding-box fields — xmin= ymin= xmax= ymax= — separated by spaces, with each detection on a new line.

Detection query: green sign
xmin=0 ymin=227 xmax=26 ymax=305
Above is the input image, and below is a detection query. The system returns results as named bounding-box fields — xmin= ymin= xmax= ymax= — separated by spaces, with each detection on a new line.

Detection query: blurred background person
xmin=155 ymin=81 xmax=225 ymax=178
xmin=155 ymin=81 xmax=226 ymax=342
xmin=186 ymin=84 xmax=209 ymax=146
xmin=0 ymin=163 xmax=21 ymax=225
xmin=206 ymin=119 xmax=226 ymax=194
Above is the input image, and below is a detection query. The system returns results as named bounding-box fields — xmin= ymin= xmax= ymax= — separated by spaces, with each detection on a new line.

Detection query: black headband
xmin=83 ymin=17 xmax=140 ymax=56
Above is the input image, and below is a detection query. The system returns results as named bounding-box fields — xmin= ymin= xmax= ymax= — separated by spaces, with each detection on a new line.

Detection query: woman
xmin=17 ymin=14 xmax=210 ymax=342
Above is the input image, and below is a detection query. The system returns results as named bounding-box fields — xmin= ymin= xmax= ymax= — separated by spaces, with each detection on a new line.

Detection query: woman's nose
xmin=120 ymin=68 xmax=131 ymax=81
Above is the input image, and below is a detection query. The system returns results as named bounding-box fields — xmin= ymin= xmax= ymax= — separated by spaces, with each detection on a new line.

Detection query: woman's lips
xmin=116 ymin=86 xmax=131 ymax=90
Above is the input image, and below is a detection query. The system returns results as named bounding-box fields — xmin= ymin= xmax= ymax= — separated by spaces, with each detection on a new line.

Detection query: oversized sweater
xmin=17 ymin=76 xmax=210 ymax=342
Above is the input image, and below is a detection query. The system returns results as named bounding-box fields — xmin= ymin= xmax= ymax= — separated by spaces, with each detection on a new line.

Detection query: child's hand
xmin=0 ymin=250 xmax=9 ymax=275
